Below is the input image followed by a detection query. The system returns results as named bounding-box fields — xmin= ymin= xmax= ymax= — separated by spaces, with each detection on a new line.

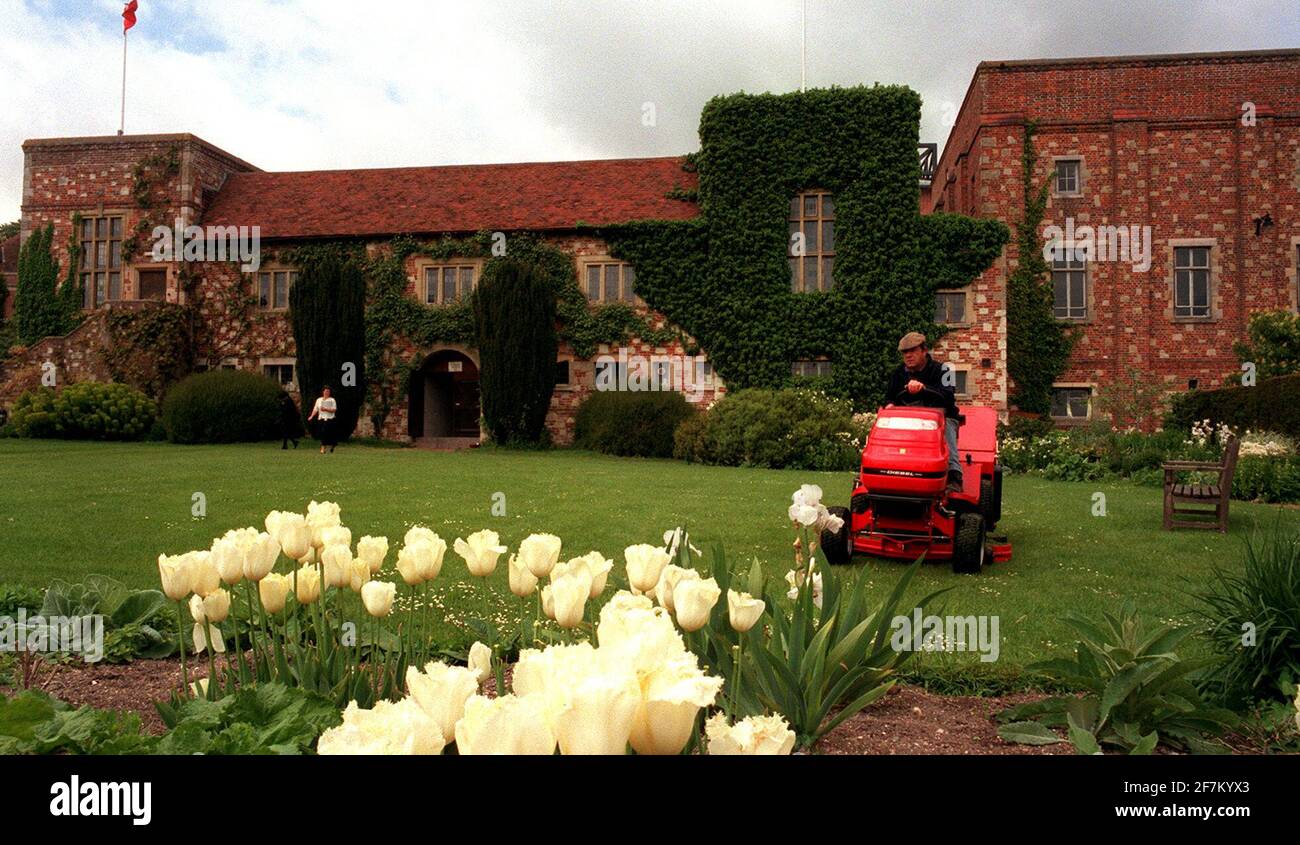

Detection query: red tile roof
xmin=201 ymin=156 xmax=698 ymax=239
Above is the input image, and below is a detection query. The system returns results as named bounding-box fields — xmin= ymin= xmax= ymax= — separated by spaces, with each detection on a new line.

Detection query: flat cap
xmin=897 ymin=331 xmax=927 ymax=351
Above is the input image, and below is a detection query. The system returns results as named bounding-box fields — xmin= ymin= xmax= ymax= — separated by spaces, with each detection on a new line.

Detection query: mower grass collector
xmin=821 ymin=404 xmax=1012 ymax=574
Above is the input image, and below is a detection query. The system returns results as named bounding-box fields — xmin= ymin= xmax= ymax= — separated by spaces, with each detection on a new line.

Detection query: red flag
xmin=123 ymin=1 xmax=138 ymax=32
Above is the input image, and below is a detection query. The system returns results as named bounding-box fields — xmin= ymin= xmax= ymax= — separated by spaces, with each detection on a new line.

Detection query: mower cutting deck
xmin=820 ymin=404 xmax=1011 ymax=574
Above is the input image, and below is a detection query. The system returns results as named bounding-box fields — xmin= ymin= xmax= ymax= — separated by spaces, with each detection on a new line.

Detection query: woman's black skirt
xmin=317 ymin=418 xmax=338 ymax=447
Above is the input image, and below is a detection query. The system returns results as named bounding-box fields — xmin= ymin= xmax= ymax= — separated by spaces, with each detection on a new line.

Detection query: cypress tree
xmin=288 ymin=249 xmax=367 ymax=440
xmin=473 ymin=258 xmax=557 ymax=444
xmin=14 ymin=223 xmax=67 ymax=345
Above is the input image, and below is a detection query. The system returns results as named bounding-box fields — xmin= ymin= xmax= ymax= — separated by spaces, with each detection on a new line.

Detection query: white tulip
xmin=507 ymin=553 xmax=539 ymax=598
xmin=454 ymin=694 xmax=556 ymax=755
xmin=518 ymin=533 xmax=563 ymax=579
xmin=356 ymin=535 xmax=389 ymax=573
xmin=705 ymin=712 xmax=797 ymax=755
xmin=551 ymin=567 xmax=593 ymax=629
xmin=317 ymin=699 xmax=445 ymax=756
xmin=673 ymin=577 xmax=721 ymax=632
xmin=405 ymin=661 xmax=479 ymax=744
xmin=625 ymin=544 xmax=671 ymax=593
xmin=454 ymin=530 xmax=507 ymax=577
xmin=468 ymin=641 xmax=492 ymax=684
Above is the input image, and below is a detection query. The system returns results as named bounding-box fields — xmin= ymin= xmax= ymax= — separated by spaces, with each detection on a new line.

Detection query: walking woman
xmin=308 ymin=385 xmax=339 ymax=454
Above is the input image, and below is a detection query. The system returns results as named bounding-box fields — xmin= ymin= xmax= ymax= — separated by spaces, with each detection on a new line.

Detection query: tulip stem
xmin=175 ymin=601 xmax=189 ymax=696
xmin=731 ymin=639 xmax=744 ymax=718
xmin=206 ymin=635 xmax=218 ymax=701
xmin=244 ymin=582 xmax=260 ymax=684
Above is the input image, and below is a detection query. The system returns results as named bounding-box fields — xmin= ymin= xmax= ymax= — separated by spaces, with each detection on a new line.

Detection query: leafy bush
xmin=1168 ymin=373 xmax=1300 ymax=440
xmin=1232 ymin=455 xmax=1300 ymax=503
xmin=1233 ymin=310 xmax=1300 ymax=380
xmin=37 ymin=574 xmax=175 ymax=662
xmin=673 ymin=388 xmax=866 ymax=470
xmin=574 ymin=390 xmax=696 ymax=458
xmin=289 ymin=248 xmax=367 ymax=441
xmin=1189 ymin=521 xmax=1300 ymax=707
xmin=0 ymin=691 xmax=155 ymax=755
xmin=161 ymin=369 xmax=283 ymax=444
xmin=0 ymin=683 xmax=340 ymax=755
xmin=154 ymin=683 xmax=342 ymax=755
xmin=998 ymin=601 xmax=1235 ymax=754
xmin=7 ymin=382 xmax=156 ymax=440
xmin=0 ymin=584 xmax=43 ymax=617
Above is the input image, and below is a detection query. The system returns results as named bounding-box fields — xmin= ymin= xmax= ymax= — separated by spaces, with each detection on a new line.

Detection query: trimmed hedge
xmin=7 ymin=382 xmax=155 ymax=440
xmin=1167 ymin=374 xmax=1300 ymax=439
xmin=161 ymin=370 xmax=283 ymax=444
xmin=574 ymin=390 xmax=696 ymax=458
xmin=673 ymin=388 xmax=865 ymax=470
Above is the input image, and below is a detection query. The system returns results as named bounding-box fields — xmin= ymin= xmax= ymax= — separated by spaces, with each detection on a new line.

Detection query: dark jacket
xmin=886 ymin=354 xmax=959 ymax=420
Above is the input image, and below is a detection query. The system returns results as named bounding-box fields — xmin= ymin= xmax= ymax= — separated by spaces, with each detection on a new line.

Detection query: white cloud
xmin=0 ymin=0 xmax=1291 ymax=221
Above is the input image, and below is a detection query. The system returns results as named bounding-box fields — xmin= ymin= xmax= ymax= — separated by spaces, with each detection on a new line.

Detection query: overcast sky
xmin=1 ymin=0 xmax=1296 ymax=222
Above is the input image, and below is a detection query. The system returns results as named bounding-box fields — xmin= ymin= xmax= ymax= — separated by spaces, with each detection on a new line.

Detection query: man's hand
xmin=906 ymin=379 xmax=923 ymax=394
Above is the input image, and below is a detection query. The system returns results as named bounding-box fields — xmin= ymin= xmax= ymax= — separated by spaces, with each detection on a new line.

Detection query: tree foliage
xmin=288 ymin=248 xmax=367 ymax=440
xmin=472 ymin=257 xmax=557 ymax=444
xmin=15 ymin=224 xmax=70 ymax=344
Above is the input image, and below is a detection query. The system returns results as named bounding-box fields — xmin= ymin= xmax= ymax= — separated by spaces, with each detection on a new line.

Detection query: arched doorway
xmin=407 ymin=349 xmax=481 ymax=440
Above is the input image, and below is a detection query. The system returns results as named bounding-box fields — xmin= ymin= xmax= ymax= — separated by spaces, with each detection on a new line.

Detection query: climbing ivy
xmin=1005 ymin=120 xmax=1075 ymax=414
xmin=599 ymin=86 xmax=1008 ymax=410
xmin=101 ymin=304 xmax=195 ymax=398
xmin=121 ymin=144 xmax=181 ymax=262
xmin=359 ymin=232 xmax=675 ymax=433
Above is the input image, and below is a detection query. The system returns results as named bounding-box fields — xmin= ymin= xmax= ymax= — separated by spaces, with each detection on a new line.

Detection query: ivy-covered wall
xmin=600 ymin=86 xmax=1008 ymax=410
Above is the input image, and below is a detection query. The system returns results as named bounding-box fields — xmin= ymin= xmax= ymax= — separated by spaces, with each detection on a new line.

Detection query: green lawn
xmin=1 ymin=439 xmax=1292 ymax=677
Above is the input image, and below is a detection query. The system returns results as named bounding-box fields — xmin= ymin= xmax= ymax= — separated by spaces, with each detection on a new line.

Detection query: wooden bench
xmin=1162 ymin=437 xmax=1239 ymax=532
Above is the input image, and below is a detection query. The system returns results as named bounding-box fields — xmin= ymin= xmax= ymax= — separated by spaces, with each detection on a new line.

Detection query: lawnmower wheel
xmin=980 ymin=478 xmax=996 ymax=528
xmin=821 ymin=506 xmax=852 ymax=565
xmin=952 ymin=512 xmax=986 ymax=574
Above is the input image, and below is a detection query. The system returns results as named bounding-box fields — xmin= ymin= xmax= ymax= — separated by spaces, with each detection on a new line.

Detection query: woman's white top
xmin=313 ymin=397 xmax=337 ymax=420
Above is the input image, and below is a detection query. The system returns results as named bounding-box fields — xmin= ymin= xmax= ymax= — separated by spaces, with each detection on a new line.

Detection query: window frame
xmin=933 ymin=288 xmax=970 ymax=326
xmin=1167 ymin=240 xmax=1216 ymax=322
xmin=1051 ymin=157 xmax=1083 ymax=197
xmin=791 ymin=359 xmax=833 ymax=379
xmin=255 ymin=265 xmax=298 ymax=311
xmin=1049 ymin=383 xmax=1093 ymax=422
xmin=577 ymin=256 xmax=640 ymax=305
xmin=259 ymin=357 xmax=297 ymax=390
xmin=78 ymin=213 xmax=126 ymax=309
xmin=415 ymin=258 xmax=484 ymax=306
xmin=788 ymin=191 xmax=835 ymax=293
xmin=1050 ymin=246 xmax=1089 ymax=321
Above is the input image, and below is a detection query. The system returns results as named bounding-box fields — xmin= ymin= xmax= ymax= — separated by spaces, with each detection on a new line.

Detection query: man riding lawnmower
xmin=819 ymin=331 xmax=1010 ymax=573
xmin=886 ymin=331 xmax=963 ymax=493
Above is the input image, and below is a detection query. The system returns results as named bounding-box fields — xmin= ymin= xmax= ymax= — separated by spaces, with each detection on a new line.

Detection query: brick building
xmin=2 ymin=47 xmax=1297 ymax=440
xmin=924 ymin=48 xmax=1300 ymax=422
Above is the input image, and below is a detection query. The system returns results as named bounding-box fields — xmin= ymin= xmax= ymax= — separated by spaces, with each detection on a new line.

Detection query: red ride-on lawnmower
xmin=820 ymin=403 xmax=1011 ymax=573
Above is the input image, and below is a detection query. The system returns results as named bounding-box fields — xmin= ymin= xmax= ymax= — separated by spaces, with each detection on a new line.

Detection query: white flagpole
xmin=800 ymin=0 xmax=806 ymax=92
xmin=118 ymin=27 xmax=127 ymax=135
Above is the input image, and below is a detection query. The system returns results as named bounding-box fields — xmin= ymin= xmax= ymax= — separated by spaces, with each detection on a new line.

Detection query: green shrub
xmin=1233 ymin=455 xmax=1300 ymax=503
xmin=998 ymin=601 xmax=1235 ymax=754
xmin=1167 ymin=373 xmax=1300 ymax=439
xmin=1233 ymin=310 xmax=1300 ymax=380
xmin=1189 ymin=520 xmax=1300 ymax=708
xmin=673 ymin=388 xmax=864 ymax=471
xmin=289 ymin=249 xmax=367 ymax=441
xmin=574 ymin=390 xmax=695 ymax=458
xmin=7 ymin=382 xmax=155 ymax=440
xmin=161 ymin=369 xmax=283 ymax=444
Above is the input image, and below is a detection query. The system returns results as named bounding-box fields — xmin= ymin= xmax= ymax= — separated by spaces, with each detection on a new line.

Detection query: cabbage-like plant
xmin=998 ymin=600 xmax=1236 ymax=754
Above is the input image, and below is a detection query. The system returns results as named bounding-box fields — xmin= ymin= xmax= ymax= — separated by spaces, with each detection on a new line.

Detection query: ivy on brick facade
xmin=598 ymin=86 xmax=1008 ymax=410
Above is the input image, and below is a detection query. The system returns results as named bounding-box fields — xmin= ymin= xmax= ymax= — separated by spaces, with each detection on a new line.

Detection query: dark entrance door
xmin=407 ymin=351 xmax=480 ymax=439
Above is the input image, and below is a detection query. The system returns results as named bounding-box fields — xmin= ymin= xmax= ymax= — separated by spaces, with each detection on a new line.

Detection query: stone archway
xmin=407 ymin=347 xmax=481 ymax=441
